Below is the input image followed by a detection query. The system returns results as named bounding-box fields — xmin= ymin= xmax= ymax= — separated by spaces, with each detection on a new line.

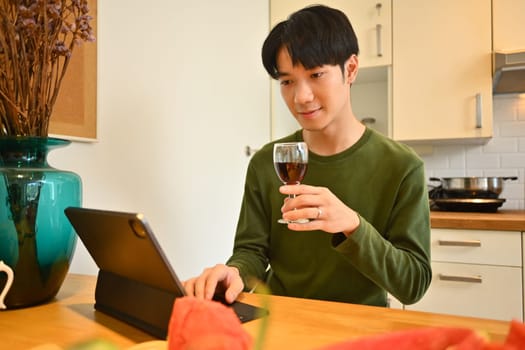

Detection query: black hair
xmin=262 ymin=5 xmax=359 ymax=79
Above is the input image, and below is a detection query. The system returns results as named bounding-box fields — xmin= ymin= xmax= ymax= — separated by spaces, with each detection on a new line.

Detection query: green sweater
xmin=227 ymin=128 xmax=431 ymax=306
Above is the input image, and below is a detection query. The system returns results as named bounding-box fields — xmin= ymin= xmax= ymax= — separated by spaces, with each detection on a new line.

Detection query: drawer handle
xmin=439 ymin=274 xmax=482 ymax=284
xmin=437 ymin=239 xmax=481 ymax=247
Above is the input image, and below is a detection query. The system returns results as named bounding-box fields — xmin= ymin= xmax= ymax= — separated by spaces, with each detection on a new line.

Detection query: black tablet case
xmin=64 ymin=207 xmax=266 ymax=339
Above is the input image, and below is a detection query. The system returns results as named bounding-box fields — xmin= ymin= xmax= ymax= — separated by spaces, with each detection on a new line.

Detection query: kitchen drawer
xmin=431 ymin=229 xmax=522 ymax=266
xmin=406 ymin=262 xmax=523 ymax=321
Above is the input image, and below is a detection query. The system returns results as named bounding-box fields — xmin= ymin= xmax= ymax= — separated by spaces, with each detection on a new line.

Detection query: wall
xmin=48 ymin=0 xmax=270 ymax=279
xmin=422 ymin=94 xmax=525 ymax=209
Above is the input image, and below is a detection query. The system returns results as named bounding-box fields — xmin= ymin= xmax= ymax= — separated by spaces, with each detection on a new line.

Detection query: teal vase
xmin=0 ymin=136 xmax=81 ymax=308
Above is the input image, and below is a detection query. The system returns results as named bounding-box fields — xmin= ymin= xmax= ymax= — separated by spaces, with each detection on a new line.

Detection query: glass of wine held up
xmin=273 ymin=142 xmax=309 ymax=224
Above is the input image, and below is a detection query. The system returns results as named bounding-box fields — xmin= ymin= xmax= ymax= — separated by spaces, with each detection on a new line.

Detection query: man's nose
xmin=293 ymin=81 xmax=314 ymax=104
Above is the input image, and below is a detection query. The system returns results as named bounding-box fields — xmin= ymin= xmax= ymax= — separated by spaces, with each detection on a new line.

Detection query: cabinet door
xmin=392 ymin=0 xmax=493 ymax=142
xmin=406 ymin=262 xmax=523 ymax=321
xmin=493 ymin=0 xmax=525 ymax=51
xmin=270 ymin=0 xmax=392 ymax=68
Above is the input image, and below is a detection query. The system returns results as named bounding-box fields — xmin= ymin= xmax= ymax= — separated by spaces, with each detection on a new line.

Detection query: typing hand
xmin=183 ymin=264 xmax=244 ymax=304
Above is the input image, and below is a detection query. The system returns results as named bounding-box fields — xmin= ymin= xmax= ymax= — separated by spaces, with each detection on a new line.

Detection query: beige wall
xmin=49 ymin=0 xmax=270 ymax=279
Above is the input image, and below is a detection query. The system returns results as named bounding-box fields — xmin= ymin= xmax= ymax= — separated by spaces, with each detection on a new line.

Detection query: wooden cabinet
xmin=493 ymin=0 xmax=525 ymax=52
xmin=392 ymin=0 xmax=493 ymax=143
xmin=405 ymin=229 xmax=523 ymax=321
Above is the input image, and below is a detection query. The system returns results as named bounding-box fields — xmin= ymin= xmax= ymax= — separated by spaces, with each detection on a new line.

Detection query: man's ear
xmin=345 ymin=55 xmax=359 ymax=85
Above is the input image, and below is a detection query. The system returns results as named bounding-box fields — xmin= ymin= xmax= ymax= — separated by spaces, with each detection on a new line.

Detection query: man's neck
xmin=303 ymin=115 xmax=366 ymax=156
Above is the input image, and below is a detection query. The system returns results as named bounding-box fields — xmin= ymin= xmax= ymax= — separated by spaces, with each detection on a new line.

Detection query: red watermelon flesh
xmin=167 ymin=296 xmax=252 ymax=350
xmin=504 ymin=320 xmax=525 ymax=349
xmin=318 ymin=321 xmax=525 ymax=350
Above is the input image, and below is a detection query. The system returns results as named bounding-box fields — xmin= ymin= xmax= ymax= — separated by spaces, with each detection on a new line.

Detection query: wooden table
xmin=0 ymin=274 xmax=512 ymax=349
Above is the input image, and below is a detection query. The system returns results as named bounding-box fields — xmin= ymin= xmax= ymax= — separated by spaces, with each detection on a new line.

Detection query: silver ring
xmin=316 ymin=207 xmax=322 ymax=219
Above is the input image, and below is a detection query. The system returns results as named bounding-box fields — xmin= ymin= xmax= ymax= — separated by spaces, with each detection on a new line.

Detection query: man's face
xmin=276 ymin=47 xmax=357 ymax=132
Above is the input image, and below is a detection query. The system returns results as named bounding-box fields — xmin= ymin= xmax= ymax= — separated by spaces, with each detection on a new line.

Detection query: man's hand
xmin=279 ymin=184 xmax=360 ymax=236
xmin=183 ymin=264 xmax=244 ymax=304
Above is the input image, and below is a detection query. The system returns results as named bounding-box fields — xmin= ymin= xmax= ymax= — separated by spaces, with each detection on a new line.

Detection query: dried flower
xmin=0 ymin=0 xmax=95 ymax=137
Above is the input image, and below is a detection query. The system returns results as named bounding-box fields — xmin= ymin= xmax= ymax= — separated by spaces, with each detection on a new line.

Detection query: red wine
xmin=274 ymin=162 xmax=307 ymax=184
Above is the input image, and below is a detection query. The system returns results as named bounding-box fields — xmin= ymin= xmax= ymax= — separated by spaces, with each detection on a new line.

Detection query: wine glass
xmin=273 ymin=142 xmax=309 ymax=224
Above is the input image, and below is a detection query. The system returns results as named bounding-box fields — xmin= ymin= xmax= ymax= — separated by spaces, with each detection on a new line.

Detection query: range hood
xmin=493 ymin=51 xmax=525 ymax=94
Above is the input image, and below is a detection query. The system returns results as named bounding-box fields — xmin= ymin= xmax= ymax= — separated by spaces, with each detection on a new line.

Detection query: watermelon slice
xmin=504 ymin=320 xmax=525 ymax=349
xmin=167 ymin=296 xmax=252 ymax=350
xmin=317 ymin=321 xmax=525 ymax=350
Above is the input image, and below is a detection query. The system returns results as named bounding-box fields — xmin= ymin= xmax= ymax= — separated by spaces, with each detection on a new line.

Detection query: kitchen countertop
xmin=430 ymin=210 xmax=525 ymax=231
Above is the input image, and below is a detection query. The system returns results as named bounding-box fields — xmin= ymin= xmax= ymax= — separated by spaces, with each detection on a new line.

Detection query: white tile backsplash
xmin=421 ymin=94 xmax=525 ymax=210
xmin=466 ymin=154 xmax=500 ymax=169
xmin=482 ymin=138 xmax=518 ymax=153
xmin=518 ymin=99 xmax=525 ymax=120
xmin=520 ymin=138 xmax=525 ymax=152
xmin=501 ymin=154 xmax=525 ymax=168
xmin=501 ymin=122 xmax=525 ymax=137
xmin=448 ymin=152 xmax=466 ymax=168
xmin=493 ymin=95 xmax=518 ymax=120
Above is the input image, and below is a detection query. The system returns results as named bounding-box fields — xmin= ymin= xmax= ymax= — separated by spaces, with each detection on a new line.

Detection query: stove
xmin=428 ymin=186 xmax=506 ymax=212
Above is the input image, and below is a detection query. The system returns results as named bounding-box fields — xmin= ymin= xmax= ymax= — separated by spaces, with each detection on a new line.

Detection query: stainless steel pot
xmin=429 ymin=176 xmax=518 ymax=198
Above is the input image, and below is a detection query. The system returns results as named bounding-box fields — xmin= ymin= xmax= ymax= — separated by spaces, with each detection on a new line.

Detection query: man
xmin=184 ymin=5 xmax=431 ymax=307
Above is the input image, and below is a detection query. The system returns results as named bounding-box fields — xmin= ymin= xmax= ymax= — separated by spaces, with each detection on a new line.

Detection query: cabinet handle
xmin=475 ymin=93 xmax=482 ymax=128
xmin=437 ymin=239 xmax=481 ymax=247
xmin=376 ymin=24 xmax=383 ymax=57
xmin=439 ymin=274 xmax=482 ymax=284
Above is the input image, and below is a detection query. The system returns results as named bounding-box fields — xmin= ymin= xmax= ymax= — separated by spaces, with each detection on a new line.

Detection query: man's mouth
xmin=298 ymin=107 xmax=321 ymax=118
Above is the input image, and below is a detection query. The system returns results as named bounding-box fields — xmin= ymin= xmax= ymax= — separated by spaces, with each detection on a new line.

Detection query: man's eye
xmin=311 ymin=72 xmax=324 ymax=79
xmin=280 ymin=80 xmax=291 ymax=86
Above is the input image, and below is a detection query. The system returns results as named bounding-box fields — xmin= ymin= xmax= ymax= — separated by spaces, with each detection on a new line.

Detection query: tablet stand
xmin=94 ymin=269 xmax=178 ymax=339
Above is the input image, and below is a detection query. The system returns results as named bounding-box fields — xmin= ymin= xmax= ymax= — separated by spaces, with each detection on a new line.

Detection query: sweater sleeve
xmin=226 ymin=157 xmax=272 ymax=291
xmin=332 ymin=162 xmax=432 ymax=305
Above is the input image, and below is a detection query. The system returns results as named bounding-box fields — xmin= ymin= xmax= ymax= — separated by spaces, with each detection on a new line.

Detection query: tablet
xmin=65 ymin=207 xmax=267 ymax=338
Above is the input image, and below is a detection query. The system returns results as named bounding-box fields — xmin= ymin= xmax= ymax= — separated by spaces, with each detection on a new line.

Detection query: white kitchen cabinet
xmin=405 ymin=229 xmax=523 ymax=321
xmin=392 ymin=0 xmax=493 ymax=143
xmin=492 ymin=0 xmax=525 ymax=52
